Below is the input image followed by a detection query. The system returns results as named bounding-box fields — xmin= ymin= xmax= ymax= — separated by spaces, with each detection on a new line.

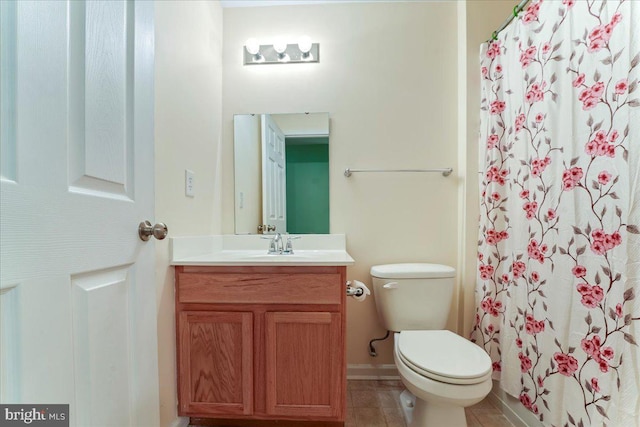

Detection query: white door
xmin=0 ymin=2 xmax=160 ymax=426
xmin=261 ymin=114 xmax=287 ymax=233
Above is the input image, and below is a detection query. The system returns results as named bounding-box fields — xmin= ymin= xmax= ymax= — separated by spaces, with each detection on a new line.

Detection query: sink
xmin=170 ymin=235 xmax=355 ymax=266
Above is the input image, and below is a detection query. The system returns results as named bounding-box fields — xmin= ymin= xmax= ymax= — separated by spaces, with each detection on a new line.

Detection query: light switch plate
xmin=185 ymin=169 xmax=195 ymax=197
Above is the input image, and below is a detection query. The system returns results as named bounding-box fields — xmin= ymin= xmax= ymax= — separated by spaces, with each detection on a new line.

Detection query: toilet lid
xmin=398 ymin=330 xmax=492 ymax=385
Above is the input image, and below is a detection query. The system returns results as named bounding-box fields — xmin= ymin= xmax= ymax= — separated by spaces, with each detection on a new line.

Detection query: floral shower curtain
xmin=471 ymin=0 xmax=640 ymax=425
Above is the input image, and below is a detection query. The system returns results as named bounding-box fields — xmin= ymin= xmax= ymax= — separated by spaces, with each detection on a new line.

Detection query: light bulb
xmin=298 ymin=36 xmax=312 ymax=53
xmin=245 ymin=38 xmax=260 ymax=55
xmin=273 ymin=38 xmax=288 ymax=54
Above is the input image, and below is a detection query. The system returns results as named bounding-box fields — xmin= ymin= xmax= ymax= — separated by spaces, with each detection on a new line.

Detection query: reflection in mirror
xmin=234 ymin=113 xmax=330 ymax=235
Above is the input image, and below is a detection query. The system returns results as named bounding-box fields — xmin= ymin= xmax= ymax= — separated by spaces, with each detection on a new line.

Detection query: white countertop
xmin=170 ymin=234 xmax=355 ymax=267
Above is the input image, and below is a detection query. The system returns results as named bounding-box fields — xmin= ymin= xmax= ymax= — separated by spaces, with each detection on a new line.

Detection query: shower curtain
xmin=471 ymin=0 xmax=640 ymax=425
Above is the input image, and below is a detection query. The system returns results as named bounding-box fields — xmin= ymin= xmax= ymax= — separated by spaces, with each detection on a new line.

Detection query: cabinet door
xmin=265 ymin=312 xmax=343 ymax=419
xmin=179 ymin=311 xmax=253 ymax=416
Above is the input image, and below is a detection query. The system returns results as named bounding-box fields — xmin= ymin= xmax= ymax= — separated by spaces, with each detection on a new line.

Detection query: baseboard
xmin=346 ymin=364 xmax=399 ymax=380
xmin=169 ymin=416 xmax=190 ymax=427
xmin=488 ymin=380 xmax=543 ymax=427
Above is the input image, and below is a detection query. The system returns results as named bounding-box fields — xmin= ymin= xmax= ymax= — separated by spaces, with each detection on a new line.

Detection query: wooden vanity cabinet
xmin=175 ymin=265 xmax=347 ymax=426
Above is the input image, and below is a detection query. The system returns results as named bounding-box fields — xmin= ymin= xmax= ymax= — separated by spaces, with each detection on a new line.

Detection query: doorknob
xmin=138 ymin=221 xmax=168 ymax=241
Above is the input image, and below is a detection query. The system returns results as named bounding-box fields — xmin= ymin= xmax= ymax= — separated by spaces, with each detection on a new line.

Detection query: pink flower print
xmin=609 ymin=130 xmax=619 ymax=142
xmin=523 ymin=201 xmax=538 ymax=219
xmin=535 ymin=113 xmax=544 ymax=123
xmin=528 ymin=239 xmax=546 ymax=264
xmin=612 ymin=12 xmax=623 ymax=24
xmin=479 ymin=264 xmax=495 ymax=280
xmin=573 ymin=73 xmax=585 ymax=87
xmin=582 ymin=97 xmax=598 ymax=110
xmin=599 ymin=360 xmax=610 ymax=373
xmin=519 ymin=353 xmax=533 ymax=372
xmin=585 ymin=140 xmax=598 ymax=155
xmin=486 ymin=41 xmax=501 ymax=59
xmin=480 ymin=296 xmax=502 ymax=317
xmin=492 ymin=361 xmax=501 ymax=372
xmin=512 ymin=261 xmax=526 ymax=278
xmin=554 ymin=352 xmax=578 ymax=376
xmin=519 ymin=46 xmax=537 ymax=68
xmin=591 ymin=240 xmax=606 ymax=255
xmin=542 ymin=42 xmax=551 ymax=55
xmin=615 ymin=79 xmax=628 ymax=95
xmin=612 ymin=231 xmax=622 ymax=246
xmin=598 ymin=171 xmax=612 ymax=185
xmin=562 ymin=167 xmax=583 ymax=191
xmin=522 ymin=1 xmax=541 ymax=24
xmin=486 ymin=166 xmax=508 ymax=185
xmin=516 ymin=337 xmax=523 ymax=348
xmin=520 ymin=393 xmax=532 ymax=409
xmin=572 ymin=265 xmax=587 ymax=278
xmin=522 ymin=12 xmax=536 ymax=24
xmin=591 ymin=82 xmax=605 ymax=98
xmin=588 ymin=38 xmax=605 ymax=53
xmin=616 ymin=303 xmax=623 ymax=318
xmin=578 ymin=88 xmax=592 ymax=102
xmin=531 ymin=271 xmax=539 ymax=282
xmin=531 ymin=157 xmax=550 ymax=177
xmin=537 ymin=376 xmax=545 ymax=388
xmin=486 ymin=323 xmax=494 ymax=333
xmin=491 ymin=192 xmax=501 ymax=201
xmin=501 ymin=274 xmax=509 ymax=283
xmin=481 ymin=66 xmax=488 ymax=77
xmin=526 ymin=82 xmax=545 ymax=105
xmin=519 ymin=189 xmax=530 ymax=199
xmin=591 ymin=378 xmax=600 ymax=393
xmin=547 ymin=209 xmax=557 ymax=221
xmin=601 ymin=346 xmax=614 ymax=360
xmin=591 ymin=229 xmax=622 ymax=254
xmin=487 ymin=134 xmax=499 ymax=148
xmin=577 ymin=283 xmax=605 ymax=307
xmin=515 ymin=113 xmax=526 ymax=132
xmin=581 ymin=337 xmax=598 ymax=356
xmin=562 ymin=0 xmax=575 ymax=8
xmin=495 ymin=64 xmax=503 ymax=73
xmin=525 ymin=315 xmax=545 ymax=335
xmin=490 ymin=100 xmax=506 ymax=115
xmin=592 ymin=228 xmax=606 ymax=240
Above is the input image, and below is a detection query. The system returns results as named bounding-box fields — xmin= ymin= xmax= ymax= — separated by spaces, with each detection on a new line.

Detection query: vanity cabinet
xmin=175 ymin=265 xmax=347 ymax=426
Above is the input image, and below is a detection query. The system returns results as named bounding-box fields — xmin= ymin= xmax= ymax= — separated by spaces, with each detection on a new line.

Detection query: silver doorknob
xmin=138 ymin=221 xmax=168 ymax=241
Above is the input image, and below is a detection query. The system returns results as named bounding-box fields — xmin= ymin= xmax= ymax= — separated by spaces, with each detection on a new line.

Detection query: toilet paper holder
xmin=346 ymin=284 xmax=364 ymax=297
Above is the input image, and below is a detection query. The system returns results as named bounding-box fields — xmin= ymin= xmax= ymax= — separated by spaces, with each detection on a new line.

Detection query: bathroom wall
xmin=222 ymin=2 xmax=459 ymax=367
xmin=154 ymin=1 xmax=223 ymax=426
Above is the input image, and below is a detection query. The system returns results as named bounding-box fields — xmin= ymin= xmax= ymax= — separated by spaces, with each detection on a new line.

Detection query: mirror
xmin=234 ymin=112 xmax=330 ymax=235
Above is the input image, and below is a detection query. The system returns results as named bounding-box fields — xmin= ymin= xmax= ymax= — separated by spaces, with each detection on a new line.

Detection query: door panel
xmin=0 ymin=1 xmax=158 ymax=426
xmin=261 ymin=114 xmax=286 ymax=233
xmin=68 ymin=0 xmax=135 ymax=199
xmin=179 ymin=311 xmax=253 ymax=416
xmin=265 ymin=312 xmax=342 ymax=419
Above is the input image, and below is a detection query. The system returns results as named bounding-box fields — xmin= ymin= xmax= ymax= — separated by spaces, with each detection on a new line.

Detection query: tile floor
xmin=346 ymin=380 xmax=515 ymax=427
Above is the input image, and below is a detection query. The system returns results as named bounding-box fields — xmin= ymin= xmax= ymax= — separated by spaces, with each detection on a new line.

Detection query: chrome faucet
xmin=262 ymin=232 xmax=283 ymax=254
xmin=262 ymin=232 xmax=301 ymax=255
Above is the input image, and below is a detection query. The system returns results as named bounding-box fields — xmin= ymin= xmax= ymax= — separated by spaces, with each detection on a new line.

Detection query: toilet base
xmin=399 ymin=389 xmax=468 ymax=427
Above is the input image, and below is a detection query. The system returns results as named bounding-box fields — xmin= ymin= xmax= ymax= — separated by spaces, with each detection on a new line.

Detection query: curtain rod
xmin=487 ymin=0 xmax=531 ymax=43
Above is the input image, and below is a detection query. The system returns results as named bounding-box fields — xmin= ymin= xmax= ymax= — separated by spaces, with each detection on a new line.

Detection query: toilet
xmin=371 ymin=263 xmax=492 ymax=427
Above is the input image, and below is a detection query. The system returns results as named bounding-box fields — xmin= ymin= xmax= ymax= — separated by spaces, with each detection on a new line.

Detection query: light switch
xmin=185 ymin=169 xmax=195 ymax=197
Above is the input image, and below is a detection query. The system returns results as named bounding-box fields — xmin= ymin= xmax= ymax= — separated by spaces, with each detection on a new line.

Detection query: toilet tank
xmin=371 ymin=263 xmax=456 ymax=332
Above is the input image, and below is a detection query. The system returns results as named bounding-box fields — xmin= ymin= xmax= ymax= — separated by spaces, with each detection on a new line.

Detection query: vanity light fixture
xmin=243 ymin=36 xmax=320 ymax=65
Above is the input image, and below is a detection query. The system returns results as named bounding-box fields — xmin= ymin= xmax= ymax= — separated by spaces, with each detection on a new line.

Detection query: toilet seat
xmin=397 ymin=330 xmax=492 ymax=385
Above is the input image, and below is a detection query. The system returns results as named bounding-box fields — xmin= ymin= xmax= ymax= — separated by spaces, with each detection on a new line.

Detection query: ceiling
xmin=219 ymin=0 xmax=431 ymax=8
